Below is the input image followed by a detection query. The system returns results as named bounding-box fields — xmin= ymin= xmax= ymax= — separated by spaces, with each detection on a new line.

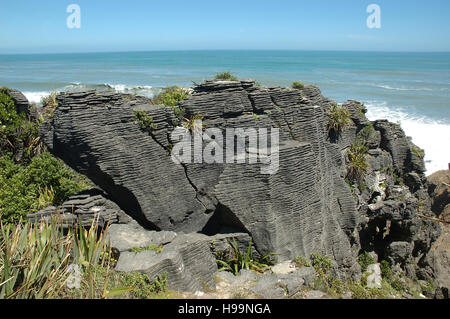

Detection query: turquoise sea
xmin=0 ymin=50 xmax=449 ymax=173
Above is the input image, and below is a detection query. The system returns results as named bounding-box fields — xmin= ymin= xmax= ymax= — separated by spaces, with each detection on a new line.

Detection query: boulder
xmin=366 ymin=263 xmax=382 ymax=289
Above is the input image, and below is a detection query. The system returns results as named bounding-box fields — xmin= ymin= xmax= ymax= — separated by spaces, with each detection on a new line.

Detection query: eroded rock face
xmin=425 ymin=170 xmax=450 ymax=298
xmin=27 ymin=188 xmax=131 ymax=228
xmin=38 ymin=80 xmax=441 ymax=284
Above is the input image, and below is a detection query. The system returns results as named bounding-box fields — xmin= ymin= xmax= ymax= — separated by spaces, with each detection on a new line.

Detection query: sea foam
xmin=365 ymin=101 xmax=450 ymax=175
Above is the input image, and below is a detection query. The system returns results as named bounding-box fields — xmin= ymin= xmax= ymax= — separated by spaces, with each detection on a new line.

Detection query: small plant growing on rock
xmin=41 ymin=93 xmax=58 ymax=111
xmin=347 ymin=140 xmax=369 ymax=182
xmin=357 ymin=124 xmax=374 ymax=142
xmin=358 ymin=252 xmax=375 ymax=273
xmin=216 ymin=238 xmax=275 ymax=275
xmin=134 ymin=110 xmax=158 ymax=131
xmin=130 ymin=244 xmax=163 ymax=254
xmin=292 ymin=81 xmax=305 ymax=90
xmin=411 ymin=146 xmax=424 ymax=159
xmin=215 ymin=72 xmax=239 ymax=81
xmin=310 ymin=253 xmax=333 ymax=276
xmin=152 ymin=86 xmax=191 ymax=108
xmin=182 ymin=114 xmax=204 ymax=132
xmin=326 ymin=104 xmax=352 ymax=137
xmin=293 ymin=256 xmax=311 ymax=268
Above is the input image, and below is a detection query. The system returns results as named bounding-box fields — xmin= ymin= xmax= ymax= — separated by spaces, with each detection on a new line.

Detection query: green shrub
xmin=293 ymin=256 xmax=311 ymax=268
xmin=216 ymin=238 xmax=275 ymax=275
xmin=182 ymin=114 xmax=204 ymax=132
xmin=41 ymin=93 xmax=58 ymax=116
xmin=130 ymin=244 xmax=163 ymax=254
xmin=215 ymin=72 xmax=239 ymax=81
xmin=326 ymin=104 xmax=352 ymax=137
xmin=358 ymin=252 xmax=375 ymax=273
xmin=0 ymin=90 xmax=42 ymax=162
xmin=117 ymin=272 xmax=167 ymax=299
xmin=0 ymin=218 xmax=114 ymax=299
xmin=292 ymin=81 xmax=305 ymax=90
xmin=311 ymin=253 xmax=333 ymax=276
xmin=152 ymin=86 xmax=190 ymax=108
xmin=347 ymin=140 xmax=369 ymax=182
xmin=357 ymin=124 xmax=374 ymax=142
xmin=134 ymin=110 xmax=158 ymax=130
xmin=411 ymin=146 xmax=424 ymax=159
xmin=0 ymin=152 xmax=89 ymax=223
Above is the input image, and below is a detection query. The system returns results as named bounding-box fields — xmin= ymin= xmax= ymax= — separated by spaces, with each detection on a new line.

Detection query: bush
xmin=326 ymin=104 xmax=352 ymax=137
xmin=347 ymin=140 xmax=369 ymax=182
xmin=311 ymin=253 xmax=333 ymax=275
xmin=216 ymin=238 xmax=275 ymax=275
xmin=0 ymin=152 xmax=89 ymax=223
xmin=215 ymin=72 xmax=239 ymax=81
xmin=152 ymin=86 xmax=190 ymax=108
xmin=292 ymin=81 xmax=305 ymax=90
xmin=0 ymin=218 xmax=114 ymax=299
xmin=0 ymin=90 xmax=42 ymax=162
xmin=358 ymin=252 xmax=375 ymax=273
xmin=134 ymin=110 xmax=158 ymax=130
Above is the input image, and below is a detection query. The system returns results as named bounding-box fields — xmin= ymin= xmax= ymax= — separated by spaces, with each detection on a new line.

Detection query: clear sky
xmin=0 ymin=0 xmax=449 ymax=53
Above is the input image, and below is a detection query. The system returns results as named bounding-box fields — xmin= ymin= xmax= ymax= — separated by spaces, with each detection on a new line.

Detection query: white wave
xmin=365 ymin=101 xmax=450 ymax=175
xmin=22 ymin=91 xmax=52 ymax=104
xmin=376 ymin=85 xmax=434 ymax=92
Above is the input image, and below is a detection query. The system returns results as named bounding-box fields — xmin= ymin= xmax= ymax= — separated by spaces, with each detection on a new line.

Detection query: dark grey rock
xmin=36 ymin=80 xmax=441 ymax=287
xmin=27 ymin=188 xmax=130 ymax=228
xmin=6 ymin=89 xmax=30 ymax=115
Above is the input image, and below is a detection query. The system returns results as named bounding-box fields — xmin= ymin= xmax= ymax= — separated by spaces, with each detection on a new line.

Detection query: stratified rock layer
xmin=39 ymin=80 xmax=441 ymax=284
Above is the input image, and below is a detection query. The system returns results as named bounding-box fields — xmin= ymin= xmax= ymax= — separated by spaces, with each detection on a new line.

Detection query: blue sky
xmin=0 ymin=0 xmax=449 ymax=53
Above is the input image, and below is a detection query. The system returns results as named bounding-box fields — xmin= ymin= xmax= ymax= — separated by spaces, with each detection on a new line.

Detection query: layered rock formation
xmin=34 ymin=80 xmax=442 ymax=292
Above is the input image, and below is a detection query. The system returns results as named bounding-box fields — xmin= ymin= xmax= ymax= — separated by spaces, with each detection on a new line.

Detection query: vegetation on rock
xmin=291 ymin=81 xmax=305 ymax=90
xmin=216 ymin=238 xmax=275 ymax=275
xmin=326 ymin=104 xmax=352 ymax=137
xmin=215 ymin=72 xmax=239 ymax=81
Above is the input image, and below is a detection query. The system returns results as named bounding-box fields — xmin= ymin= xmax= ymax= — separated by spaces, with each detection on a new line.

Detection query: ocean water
xmin=0 ymin=50 xmax=449 ymax=174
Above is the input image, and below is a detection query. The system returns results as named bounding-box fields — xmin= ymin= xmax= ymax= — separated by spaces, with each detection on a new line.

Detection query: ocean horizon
xmin=1 ymin=50 xmax=449 ymax=174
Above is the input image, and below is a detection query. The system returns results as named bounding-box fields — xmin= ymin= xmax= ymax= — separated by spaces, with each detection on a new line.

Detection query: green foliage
xmin=252 ymin=112 xmax=259 ymax=123
xmin=380 ymin=260 xmax=393 ymax=281
xmin=358 ymin=252 xmax=375 ymax=273
xmin=130 ymin=244 xmax=163 ymax=254
xmin=0 ymin=90 xmax=42 ymax=162
xmin=215 ymin=72 xmax=239 ymax=81
xmin=0 ymin=218 xmax=72 ymax=298
xmin=0 ymin=218 xmax=113 ymax=299
xmin=182 ymin=114 xmax=204 ymax=132
xmin=151 ymin=86 xmax=190 ymax=126
xmin=134 ymin=110 xmax=158 ymax=130
xmin=347 ymin=140 xmax=369 ymax=182
xmin=310 ymin=253 xmax=333 ymax=275
xmin=118 ymin=272 xmax=168 ymax=299
xmin=326 ymin=104 xmax=352 ymax=137
xmin=0 ymin=152 xmax=89 ymax=223
xmin=411 ymin=146 xmax=424 ymax=159
xmin=41 ymin=93 xmax=58 ymax=116
xmin=152 ymin=86 xmax=190 ymax=108
xmin=292 ymin=81 xmax=305 ymax=90
xmin=357 ymin=124 xmax=374 ymax=142
xmin=216 ymin=238 xmax=275 ymax=275
xmin=293 ymin=256 xmax=311 ymax=268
